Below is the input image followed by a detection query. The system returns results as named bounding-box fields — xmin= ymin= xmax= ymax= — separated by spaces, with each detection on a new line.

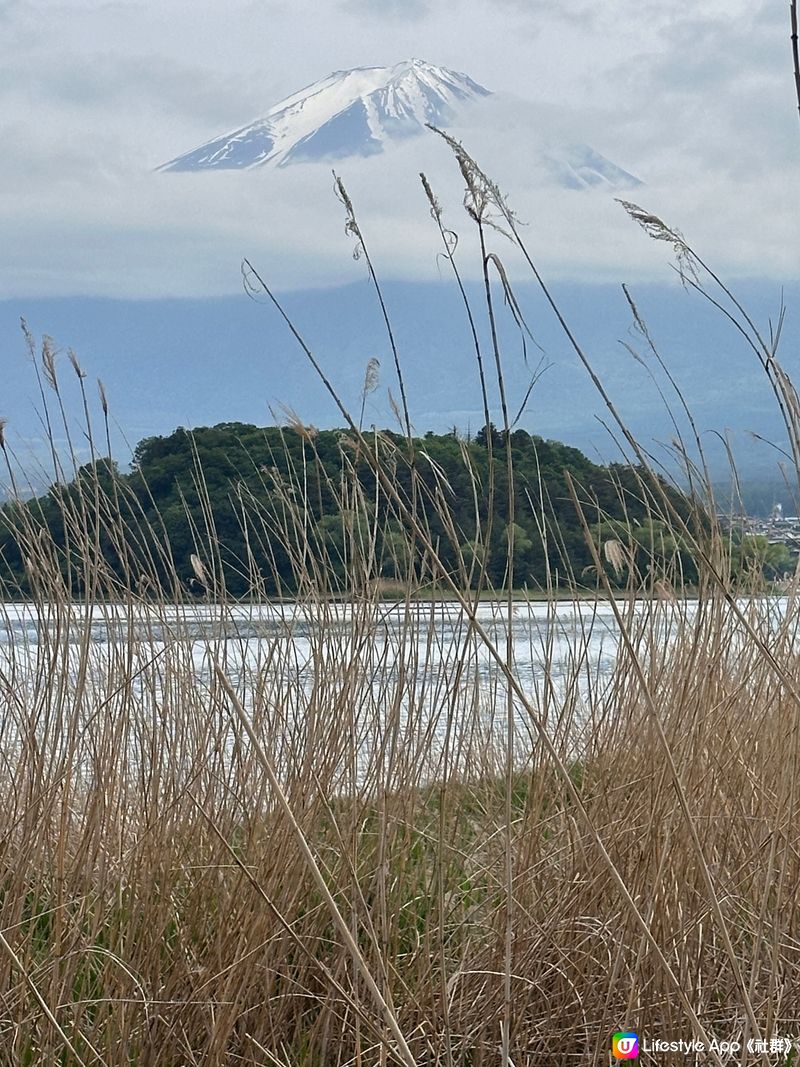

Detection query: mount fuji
xmin=160 ymin=59 xmax=490 ymax=171
xmin=159 ymin=59 xmax=640 ymax=188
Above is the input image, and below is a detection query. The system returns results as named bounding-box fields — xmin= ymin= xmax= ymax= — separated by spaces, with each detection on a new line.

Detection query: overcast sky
xmin=0 ymin=0 xmax=797 ymax=298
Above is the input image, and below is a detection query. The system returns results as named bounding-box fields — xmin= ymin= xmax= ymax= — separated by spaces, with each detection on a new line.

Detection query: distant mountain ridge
xmin=159 ymin=59 xmax=640 ymax=189
xmin=5 ymin=280 xmax=794 ymax=486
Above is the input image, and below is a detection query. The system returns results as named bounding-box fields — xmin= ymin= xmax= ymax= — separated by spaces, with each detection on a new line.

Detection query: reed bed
xmin=0 ymin=138 xmax=799 ymax=1066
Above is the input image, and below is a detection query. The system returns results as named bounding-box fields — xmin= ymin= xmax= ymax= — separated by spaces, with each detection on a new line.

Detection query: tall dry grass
xmin=0 ymin=139 xmax=799 ymax=1066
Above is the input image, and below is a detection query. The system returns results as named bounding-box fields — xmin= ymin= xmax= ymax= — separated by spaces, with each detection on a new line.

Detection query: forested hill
xmin=0 ymin=423 xmax=688 ymax=597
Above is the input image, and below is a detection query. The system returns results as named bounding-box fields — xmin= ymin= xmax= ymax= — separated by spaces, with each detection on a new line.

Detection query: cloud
xmin=0 ymin=55 xmax=259 ymax=133
xmin=0 ymin=0 xmax=797 ymax=298
xmin=604 ymin=1 xmax=799 ymax=178
xmin=489 ymin=0 xmax=599 ymax=31
xmin=341 ymin=0 xmax=431 ymax=20
xmin=0 ymin=94 xmax=796 ymax=304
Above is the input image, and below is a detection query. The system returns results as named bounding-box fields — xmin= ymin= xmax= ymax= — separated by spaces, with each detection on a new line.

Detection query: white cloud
xmin=341 ymin=0 xmax=432 ymax=20
xmin=0 ymin=0 xmax=797 ymax=298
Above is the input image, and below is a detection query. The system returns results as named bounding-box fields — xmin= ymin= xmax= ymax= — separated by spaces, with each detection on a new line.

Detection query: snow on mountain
xmin=158 ymin=59 xmax=641 ymax=191
xmin=159 ymin=59 xmax=491 ymax=171
xmin=542 ymin=144 xmax=641 ymax=190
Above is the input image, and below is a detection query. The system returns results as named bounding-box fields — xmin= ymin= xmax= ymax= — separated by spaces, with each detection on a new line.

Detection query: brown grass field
xmin=1 ymin=136 xmax=800 ymax=1065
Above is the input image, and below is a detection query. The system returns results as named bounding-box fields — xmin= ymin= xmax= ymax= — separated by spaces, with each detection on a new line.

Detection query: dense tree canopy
xmin=0 ymin=422 xmax=693 ymax=598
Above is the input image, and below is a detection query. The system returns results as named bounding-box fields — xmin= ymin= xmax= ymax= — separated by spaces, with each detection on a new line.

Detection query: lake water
xmin=0 ymin=597 xmax=626 ymax=688
xmin=1 ymin=596 xmax=779 ymax=780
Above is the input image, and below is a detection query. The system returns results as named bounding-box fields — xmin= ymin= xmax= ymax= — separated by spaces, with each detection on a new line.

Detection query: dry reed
xmin=0 ymin=142 xmax=798 ymax=1067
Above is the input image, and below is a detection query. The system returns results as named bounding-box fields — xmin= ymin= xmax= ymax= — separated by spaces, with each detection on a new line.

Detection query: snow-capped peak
xmin=159 ymin=59 xmax=491 ymax=172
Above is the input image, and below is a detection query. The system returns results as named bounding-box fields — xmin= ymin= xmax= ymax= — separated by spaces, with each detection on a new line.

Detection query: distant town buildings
xmin=719 ymin=505 xmax=800 ymax=570
xmin=737 ymin=508 xmax=800 ymax=548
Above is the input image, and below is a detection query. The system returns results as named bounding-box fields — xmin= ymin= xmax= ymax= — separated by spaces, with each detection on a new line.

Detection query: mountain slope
xmin=4 ymin=280 xmax=793 ymax=487
xmin=160 ymin=59 xmax=490 ymax=171
xmin=542 ymin=144 xmax=642 ymax=190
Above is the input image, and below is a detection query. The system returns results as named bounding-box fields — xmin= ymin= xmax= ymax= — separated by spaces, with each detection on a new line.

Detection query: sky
xmin=0 ymin=0 xmax=797 ymax=299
